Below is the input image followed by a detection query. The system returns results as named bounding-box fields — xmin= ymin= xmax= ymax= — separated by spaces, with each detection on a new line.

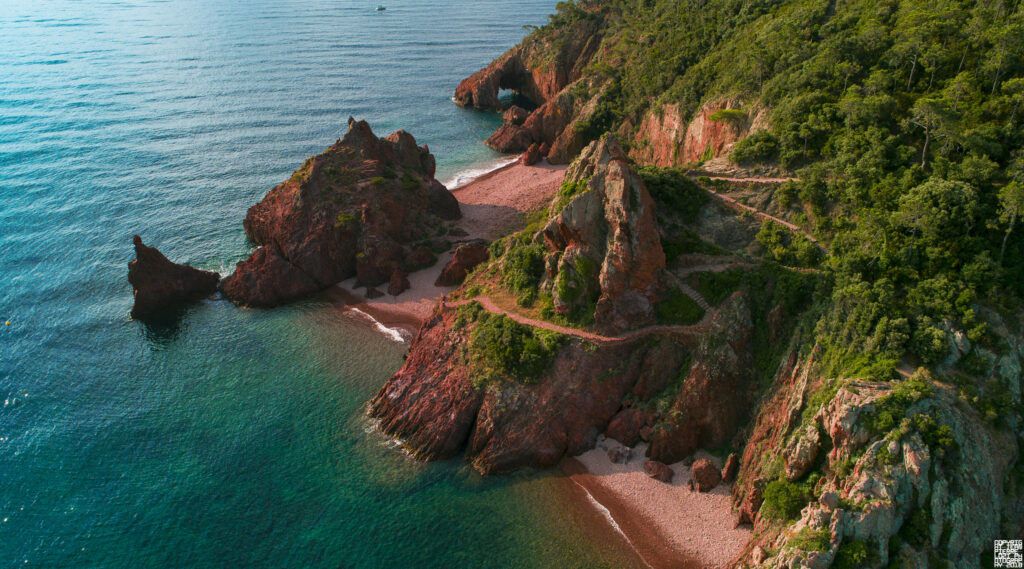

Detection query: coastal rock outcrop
xmin=220 ymin=119 xmax=459 ymax=306
xmin=454 ymin=15 xmax=602 ymax=111
xmin=368 ymin=136 xmax=765 ymax=475
xmin=539 ymin=135 xmax=665 ymax=335
xmin=434 ymin=240 xmax=490 ymax=287
xmin=127 ymin=235 xmax=219 ymax=320
xmin=454 ymin=10 xmax=605 ymax=162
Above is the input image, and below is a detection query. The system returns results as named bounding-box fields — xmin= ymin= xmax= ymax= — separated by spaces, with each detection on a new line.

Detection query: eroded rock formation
xmin=539 ymin=135 xmax=665 ymax=335
xmin=454 ymin=12 xmax=605 ymax=162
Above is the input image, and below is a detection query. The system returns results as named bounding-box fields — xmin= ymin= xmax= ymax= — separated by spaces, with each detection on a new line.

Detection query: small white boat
xmin=375 ymin=5 xmax=386 ymax=10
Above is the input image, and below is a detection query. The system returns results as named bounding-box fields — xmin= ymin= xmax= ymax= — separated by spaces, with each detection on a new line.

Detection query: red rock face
xmin=128 ymin=235 xmax=220 ymax=320
xmin=605 ymin=408 xmax=646 ymax=446
xmin=647 ymin=293 xmax=755 ymax=464
xmin=630 ymin=101 xmax=762 ymax=167
xmin=368 ymin=304 xmax=700 ymax=474
xmin=220 ymin=119 xmax=459 ymax=306
xmin=367 ymin=309 xmax=483 ymax=460
xmin=434 ymin=240 xmax=490 ymax=287
xmin=218 ymin=245 xmax=320 ymax=307
xmin=730 ymin=350 xmax=808 ymax=525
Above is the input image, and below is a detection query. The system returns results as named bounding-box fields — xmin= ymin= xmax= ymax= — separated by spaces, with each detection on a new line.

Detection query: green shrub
xmin=469 ymin=312 xmax=565 ymax=386
xmin=730 ymin=130 xmax=779 ymax=164
xmin=898 ymin=505 xmax=932 ymax=548
xmin=500 ymin=241 xmax=547 ymax=299
xmin=834 ymin=539 xmax=876 ymax=569
xmin=788 ymin=528 xmax=831 ymax=552
xmin=708 ymin=108 xmax=747 ymax=123
xmin=552 ymin=178 xmax=590 ymax=212
xmin=761 ymin=479 xmax=813 ymax=521
xmin=863 ymin=375 xmax=933 ymax=433
xmin=334 ymin=212 xmax=359 ymax=231
xmin=638 ymin=166 xmax=708 ymax=223
xmin=661 ymin=230 xmax=726 ymax=260
xmin=694 ymin=268 xmax=745 ymax=306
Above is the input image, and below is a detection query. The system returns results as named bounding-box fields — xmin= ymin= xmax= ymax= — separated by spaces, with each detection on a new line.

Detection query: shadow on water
xmin=135 ymin=305 xmax=190 ymax=347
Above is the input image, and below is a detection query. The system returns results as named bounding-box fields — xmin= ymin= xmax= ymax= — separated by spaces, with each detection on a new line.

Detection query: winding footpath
xmin=689 ymin=173 xmax=829 ymax=254
xmin=444 ymin=296 xmax=709 ymax=344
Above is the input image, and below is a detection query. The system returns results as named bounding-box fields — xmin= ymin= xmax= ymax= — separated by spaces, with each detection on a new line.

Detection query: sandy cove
xmin=569 ymin=440 xmax=751 ymax=569
xmin=334 ymin=157 xmax=751 ymax=568
xmin=327 ymin=159 xmax=567 ymax=335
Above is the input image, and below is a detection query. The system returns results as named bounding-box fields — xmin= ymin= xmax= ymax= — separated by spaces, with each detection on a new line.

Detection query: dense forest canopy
xmin=534 ymin=0 xmax=1024 ymax=383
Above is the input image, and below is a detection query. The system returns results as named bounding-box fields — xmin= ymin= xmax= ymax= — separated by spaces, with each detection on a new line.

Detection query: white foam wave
xmin=348 ymin=307 xmax=409 ymax=343
xmin=570 ymin=478 xmax=656 ymax=569
xmin=441 ymin=156 xmax=519 ymax=189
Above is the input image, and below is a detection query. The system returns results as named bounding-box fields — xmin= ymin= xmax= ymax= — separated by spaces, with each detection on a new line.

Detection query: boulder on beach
xmin=520 ymin=143 xmax=542 ymax=165
xmin=127 ymin=235 xmax=219 ymax=321
xmin=691 ymin=458 xmax=721 ymax=492
xmin=435 ymin=240 xmax=490 ymax=287
xmin=721 ymin=453 xmax=739 ymax=484
xmin=644 ymin=460 xmax=673 ymax=483
xmin=388 ymin=269 xmax=411 ymax=296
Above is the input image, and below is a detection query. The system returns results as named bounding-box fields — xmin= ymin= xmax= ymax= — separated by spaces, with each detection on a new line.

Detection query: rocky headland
xmin=368 ymin=137 xmax=767 ymax=478
xmin=220 ymin=118 xmax=460 ymax=307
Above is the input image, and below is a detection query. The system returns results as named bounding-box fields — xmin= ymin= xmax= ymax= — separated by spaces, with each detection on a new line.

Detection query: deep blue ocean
xmin=0 ymin=2 xmax=638 ymax=567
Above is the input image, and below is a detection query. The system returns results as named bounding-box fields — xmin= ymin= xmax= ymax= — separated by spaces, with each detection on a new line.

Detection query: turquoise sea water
xmin=0 ymin=2 xmax=638 ymax=567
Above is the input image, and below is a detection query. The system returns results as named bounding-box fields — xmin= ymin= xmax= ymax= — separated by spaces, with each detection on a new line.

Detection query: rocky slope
xmin=731 ymin=355 xmax=1024 ymax=569
xmin=127 ymin=235 xmax=219 ymax=320
xmin=220 ymin=119 xmax=459 ymax=306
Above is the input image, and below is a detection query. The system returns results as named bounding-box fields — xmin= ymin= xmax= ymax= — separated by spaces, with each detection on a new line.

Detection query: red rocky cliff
xmin=368 ymin=136 xmax=763 ymax=475
xmin=220 ymin=119 xmax=459 ymax=306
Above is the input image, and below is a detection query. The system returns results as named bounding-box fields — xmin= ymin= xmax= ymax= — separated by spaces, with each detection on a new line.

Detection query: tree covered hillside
xmin=531 ymin=0 xmax=1024 ymax=383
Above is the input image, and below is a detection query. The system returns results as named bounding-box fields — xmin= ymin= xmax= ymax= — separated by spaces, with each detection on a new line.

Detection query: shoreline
xmin=570 ymin=440 xmax=752 ymax=569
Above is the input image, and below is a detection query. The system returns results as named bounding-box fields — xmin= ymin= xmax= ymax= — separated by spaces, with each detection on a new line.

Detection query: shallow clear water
xmin=0 ymin=2 xmax=636 ymax=567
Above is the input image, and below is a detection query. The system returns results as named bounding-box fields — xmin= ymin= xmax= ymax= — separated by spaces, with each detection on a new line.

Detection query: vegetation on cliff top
xmin=455 ymin=302 xmax=566 ymax=387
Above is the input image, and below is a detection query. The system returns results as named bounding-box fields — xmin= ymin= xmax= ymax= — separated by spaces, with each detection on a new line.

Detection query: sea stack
xmin=127 ymin=235 xmax=220 ymax=320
